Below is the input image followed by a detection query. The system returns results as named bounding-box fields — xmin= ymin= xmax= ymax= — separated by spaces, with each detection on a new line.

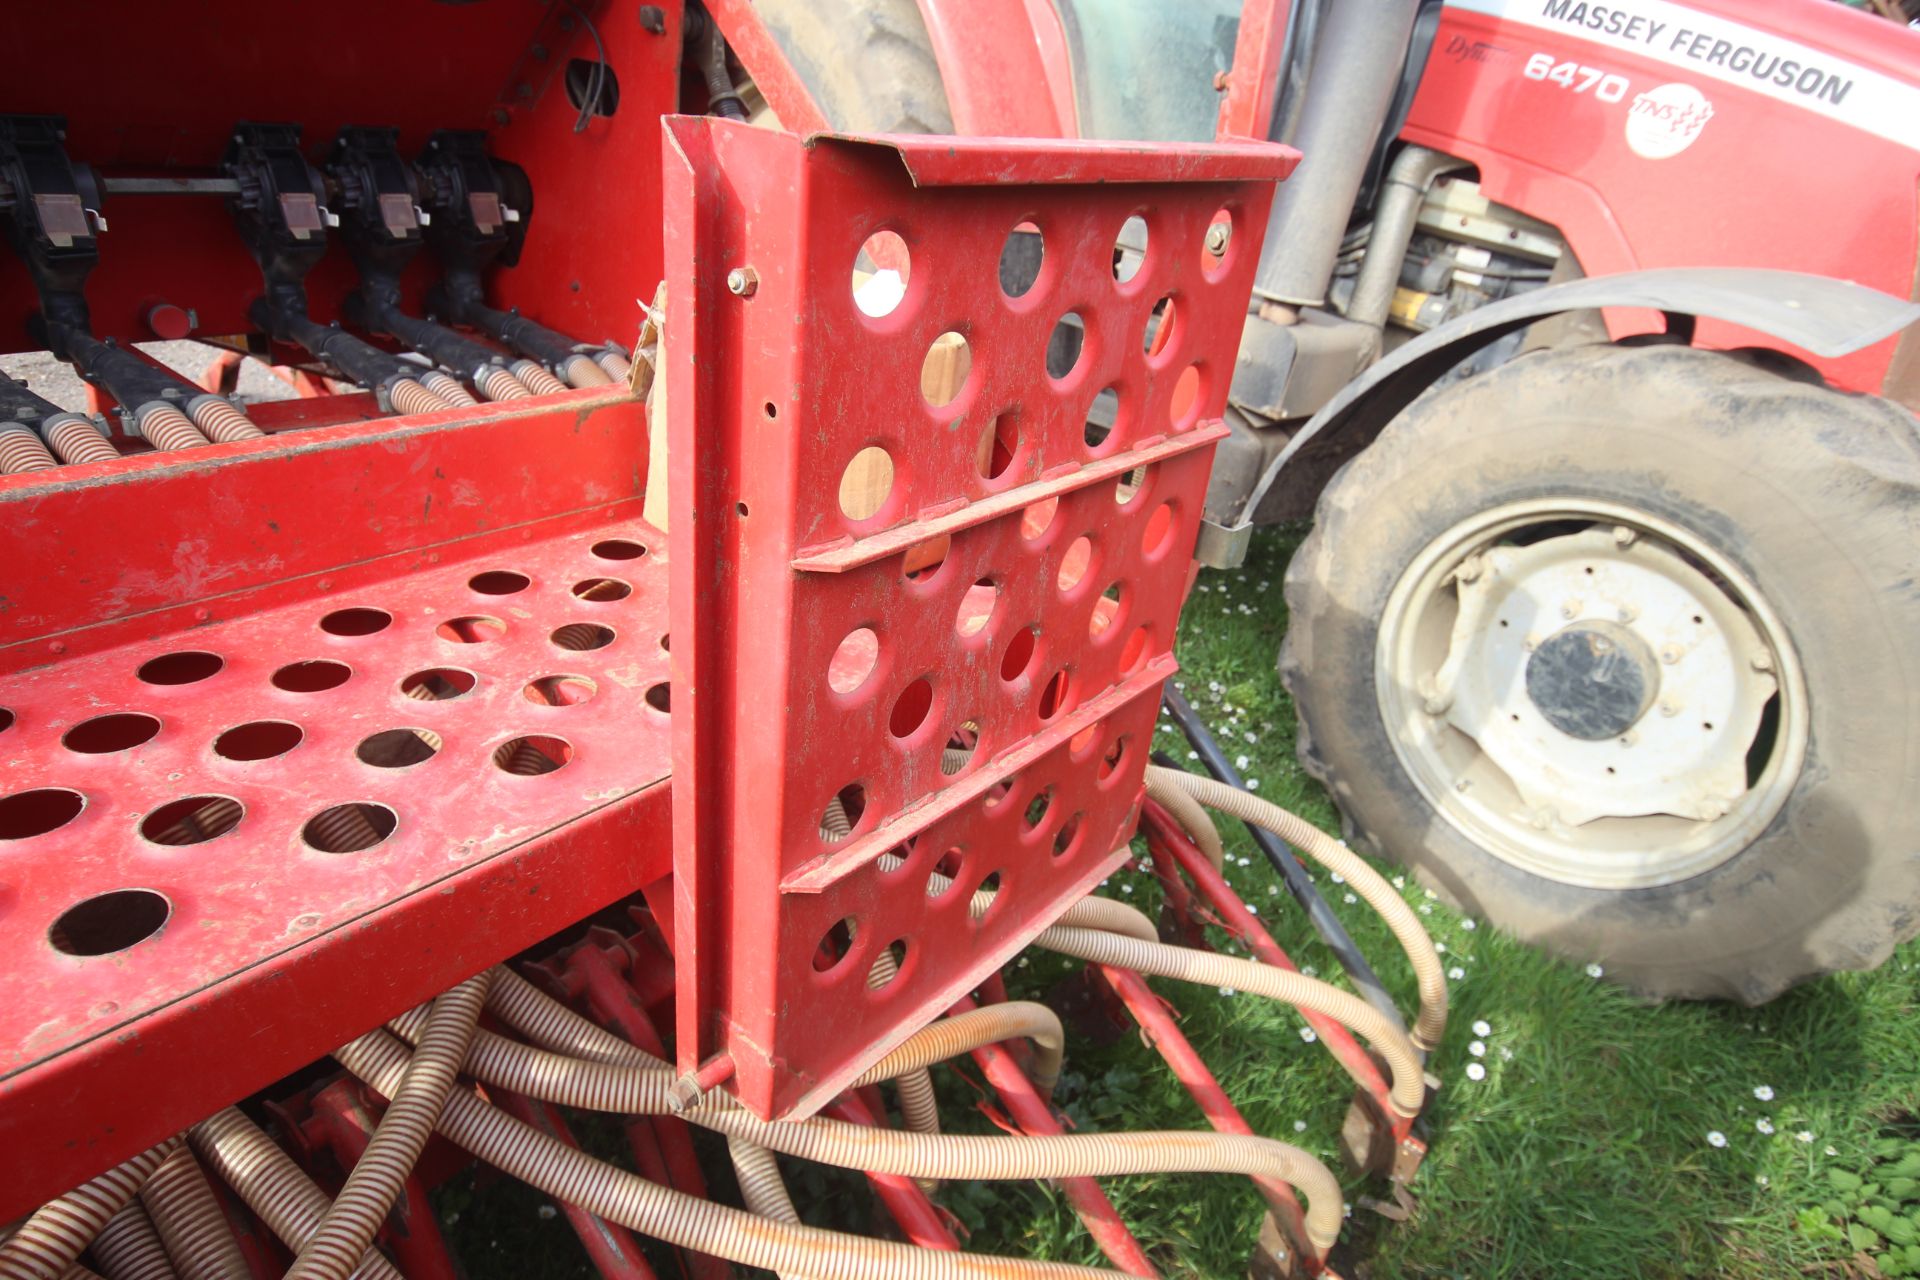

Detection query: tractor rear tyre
xmin=752 ymin=0 xmax=953 ymax=134
xmin=1280 ymin=343 xmax=1920 ymax=1003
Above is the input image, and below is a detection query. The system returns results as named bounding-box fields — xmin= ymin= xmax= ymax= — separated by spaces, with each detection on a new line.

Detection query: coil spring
xmin=388 ymin=380 xmax=453 ymax=417
xmin=562 ymin=354 xmax=614 ymax=388
xmin=593 ymin=349 xmax=632 ymax=381
xmin=186 ymin=396 xmax=265 ymax=443
xmin=0 ymin=424 xmax=57 ymax=474
xmin=477 ymin=366 xmax=534 ymax=402
xmin=138 ymin=1146 xmax=250 ymax=1279
xmin=89 ymin=1202 xmax=176 ymax=1280
xmin=44 ymin=414 xmax=120 ymax=465
xmin=137 ymin=404 xmax=211 ymax=453
xmin=510 ymin=359 xmax=570 ymax=396
xmin=492 ymin=738 xmax=566 ymax=775
xmin=420 ymin=370 xmax=479 ymax=407
xmin=146 ymin=798 xmax=243 ymax=847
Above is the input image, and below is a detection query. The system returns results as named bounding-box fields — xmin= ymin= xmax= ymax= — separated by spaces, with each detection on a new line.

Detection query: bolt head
xmin=1751 ymin=651 xmax=1774 ymax=673
xmin=1205 ymin=222 xmax=1231 ymax=255
xmin=1612 ymin=525 xmax=1638 ymax=547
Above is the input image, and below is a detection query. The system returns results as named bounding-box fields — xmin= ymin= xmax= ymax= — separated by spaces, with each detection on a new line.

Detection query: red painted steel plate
xmin=0 ymin=403 xmax=672 ymax=1217
xmin=665 ymin=119 xmax=1287 ymax=1119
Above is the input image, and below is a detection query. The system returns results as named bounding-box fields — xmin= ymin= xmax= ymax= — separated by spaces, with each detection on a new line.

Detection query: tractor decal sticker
xmin=1446 ymin=0 xmax=1920 ymax=153
xmin=1624 ymin=82 xmax=1714 ymax=158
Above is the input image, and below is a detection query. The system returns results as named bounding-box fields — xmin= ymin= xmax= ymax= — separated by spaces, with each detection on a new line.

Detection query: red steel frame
xmin=664 ymin=119 xmax=1293 ymax=1120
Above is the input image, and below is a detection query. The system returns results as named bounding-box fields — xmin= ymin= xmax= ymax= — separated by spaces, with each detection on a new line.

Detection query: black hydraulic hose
xmin=1157 ymin=685 xmax=1408 ymax=1038
xmin=257 ymin=301 xmax=437 ymax=410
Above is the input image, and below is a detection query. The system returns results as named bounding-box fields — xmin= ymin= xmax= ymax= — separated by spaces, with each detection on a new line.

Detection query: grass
xmin=439 ymin=524 xmax=1920 ymax=1279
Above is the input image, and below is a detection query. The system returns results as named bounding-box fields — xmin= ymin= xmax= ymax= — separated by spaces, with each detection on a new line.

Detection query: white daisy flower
xmin=1247 ymin=779 xmax=1260 ymax=790
xmin=1465 ymin=1062 xmax=1486 ymax=1081
xmin=1435 ymin=942 xmax=1447 ymax=953
xmin=1585 ymin=963 xmax=1604 ymax=978
xmin=1707 ymin=1131 xmax=1728 ymax=1148
xmin=1462 ymin=919 xmax=1478 ymax=931
xmin=1343 ymin=893 xmax=1358 ymax=905
xmin=1330 ymin=873 xmax=1345 ymax=884
xmin=1468 ymin=1041 xmax=1486 ymax=1058
xmin=1235 ymin=754 xmax=1250 ymax=770
xmin=1795 ymin=1131 xmax=1814 ymax=1144
xmin=1293 ymin=1120 xmax=1308 ymax=1133
xmin=1752 ymin=1085 xmax=1774 ymax=1102
xmin=1448 ymin=966 xmax=1466 ymax=980
xmin=1392 ymin=875 xmax=1406 ymax=889
xmin=1472 ymin=1019 xmax=1491 ymax=1036
xmin=1756 ymin=1118 xmax=1775 ymax=1135
xmin=1299 ymin=1027 xmax=1318 ymax=1044
xmin=1498 ymin=1046 xmax=1513 ymax=1061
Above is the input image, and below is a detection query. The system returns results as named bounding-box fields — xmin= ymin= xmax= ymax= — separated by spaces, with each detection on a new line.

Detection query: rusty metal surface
xmin=665 ymin=119 xmax=1289 ymax=1119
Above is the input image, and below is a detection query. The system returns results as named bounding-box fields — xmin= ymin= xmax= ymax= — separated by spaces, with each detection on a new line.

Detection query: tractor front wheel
xmin=1280 ymin=343 xmax=1920 ymax=1003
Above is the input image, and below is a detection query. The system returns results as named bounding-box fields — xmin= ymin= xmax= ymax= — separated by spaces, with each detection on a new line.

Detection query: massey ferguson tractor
xmin=0 ymin=1 xmax=1914 ymax=1279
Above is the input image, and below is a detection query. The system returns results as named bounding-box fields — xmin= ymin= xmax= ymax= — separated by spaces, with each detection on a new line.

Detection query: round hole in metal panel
xmin=469 ymin=570 xmax=533 ymax=595
xmin=890 ymin=676 xmax=934 ymax=739
xmin=1038 ymin=669 xmax=1072 ymax=721
xmin=1020 ymin=496 xmax=1059 ymax=543
xmin=871 ymin=938 xmax=909 ymax=989
xmin=1091 ymin=581 xmax=1124 ymax=640
xmin=1170 ymin=363 xmax=1203 ymax=431
xmin=644 ymin=682 xmax=671 ymax=714
xmin=550 ymin=623 xmax=616 ymax=651
xmin=571 ymin=578 xmax=632 ymax=602
xmin=1099 ymin=735 xmax=1129 ymax=782
xmin=1084 ymin=385 xmax=1120 ymax=453
xmin=319 ymin=607 xmax=392 ymax=636
xmin=1120 ymin=624 xmax=1153 ymax=675
xmin=1001 ymin=626 xmax=1038 ymax=683
xmin=436 ymin=616 xmax=506 ymax=643
xmin=492 ymin=736 xmax=573 ymax=776
xmin=820 ymin=782 xmax=867 ymax=843
xmin=1115 ymin=465 xmax=1149 ymax=507
xmin=63 ymin=713 xmax=161 ymax=754
xmin=140 ymin=795 xmax=242 ymax=845
xmin=1143 ymin=295 xmax=1177 ymax=358
xmin=49 ymin=889 xmax=170 ymax=956
xmin=1114 ymin=214 xmax=1149 ymax=284
xmin=138 ymin=651 xmax=224 ymax=685
xmin=976 ymin=412 xmax=1019 ymax=482
xmin=941 ymin=721 xmax=980 ymax=776
xmin=974 ymin=870 xmax=1004 ymax=922
xmin=903 ymin=534 xmax=949 ymax=583
xmin=302 ymin=803 xmax=398 ymax=853
xmin=1140 ymin=501 xmax=1176 ymax=558
xmin=853 ymin=229 xmax=910 ymax=318
xmin=921 ymin=331 xmax=971 ymax=408
xmin=0 ymin=788 xmax=85 ymax=839
xmin=213 ymin=720 xmax=304 ymax=761
xmin=839 ymin=445 xmax=895 ymax=522
xmin=590 ymin=539 xmax=648 ymax=561
xmin=272 ymin=660 xmax=352 ymax=692
xmin=524 ymin=675 xmax=598 ymax=707
xmin=356 ymin=728 xmax=443 ymax=768
xmin=1046 ymin=311 xmax=1085 ymax=382
xmin=956 ymin=578 xmax=998 ymax=637
xmin=0 ymin=708 xmax=12 ymax=733
xmin=400 ymin=668 xmax=478 ymax=700
xmin=813 ymin=915 xmax=858 ymax=973
xmin=1057 ymin=536 xmax=1094 ymax=593
xmin=1052 ymin=812 xmax=1085 ymax=858
xmin=999 ymin=221 xmax=1044 ymax=299
xmin=927 ymin=847 xmax=965 ymax=899
xmin=829 ymin=627 xmax=880 ymax=695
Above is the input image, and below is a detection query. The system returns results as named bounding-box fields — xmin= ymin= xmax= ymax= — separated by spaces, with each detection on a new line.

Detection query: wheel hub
xmin=1376 ymin=501 xmax=1804 ymax=890
xmin=1524 ymin=619 xmax=1658 ymax=741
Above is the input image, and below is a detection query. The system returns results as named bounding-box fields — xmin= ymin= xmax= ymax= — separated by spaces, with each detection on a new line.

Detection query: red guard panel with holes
xmin=665 ymin=120 xmax=1296 ymax=1120
xmin=0 ymin=392 xmax=672 ymax=1217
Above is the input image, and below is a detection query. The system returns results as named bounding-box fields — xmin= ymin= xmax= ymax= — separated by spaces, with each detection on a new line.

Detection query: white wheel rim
xmin=1376 ymin=498 xmax=1807 ymax=890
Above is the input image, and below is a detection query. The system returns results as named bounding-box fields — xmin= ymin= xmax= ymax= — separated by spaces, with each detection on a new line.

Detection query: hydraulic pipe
xmin=1250 ymin=0 xmax=1422 ymax=308
xmin=1346 ymin=146 xmax=1469 ymax=330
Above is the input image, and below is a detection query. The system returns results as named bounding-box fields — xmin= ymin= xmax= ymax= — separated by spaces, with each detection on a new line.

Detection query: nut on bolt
xmin=1205 ymin=221 xmax=1232 ymax=256
xmin=726 ymin=266 xmax=759 ymax=297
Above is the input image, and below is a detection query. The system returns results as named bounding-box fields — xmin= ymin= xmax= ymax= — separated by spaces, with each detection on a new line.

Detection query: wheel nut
xmin=1612 ymin=525 xmax=1638 ymax=547
xmin=726 ymin=266 xmax=759 ymax=297
xmin=1660 ymin=644 xmax=1682 ymax=664
xmin=1561 ymin=599 xmax=1582 ymax=619
xmin=1752 ymin=651 xmax=1774 ymax=672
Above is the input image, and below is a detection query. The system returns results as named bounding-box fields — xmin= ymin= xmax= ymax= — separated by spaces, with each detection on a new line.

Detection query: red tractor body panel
xmin=1406 ymin=0 xmax=1920 ymax=394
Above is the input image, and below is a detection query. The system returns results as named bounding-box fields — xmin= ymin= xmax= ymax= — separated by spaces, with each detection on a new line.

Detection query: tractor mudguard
xmin=1198 ymin=267 xmax=1920 ymax=569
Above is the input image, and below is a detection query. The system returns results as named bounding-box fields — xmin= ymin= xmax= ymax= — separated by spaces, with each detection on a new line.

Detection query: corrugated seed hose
xmin=855 ymin=1003 xmax=1065 ymax=1095
xmin=0 ymin=1137 xmax=183 ymax=1280
xmin=88 ymin=1203 xmax=177 ymax=1280
xmin=187 ymin=1109 xmax=402 ymax=1280
xmin=284 ymin=972 xmax=492 ymax=1280
xmin=1138 ymin=771 xmax=1226 ymax=873
xmin=381 ymin=991 xmax=1344 ymax=1251
xmin=137 ymin=1147 xmax=247 ymax=1279
xmin=1146 ymin=766 xmax=1448 ymax=1052
xmin=334 ymin=1030 xmax=1122 ymax=1280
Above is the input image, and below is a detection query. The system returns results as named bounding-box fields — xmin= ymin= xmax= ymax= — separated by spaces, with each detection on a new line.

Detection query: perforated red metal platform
xmin=0 ymin=391 xmax=670 ymax=1216
xmin=664 ymin=122 xmax=1293 ymax=1118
